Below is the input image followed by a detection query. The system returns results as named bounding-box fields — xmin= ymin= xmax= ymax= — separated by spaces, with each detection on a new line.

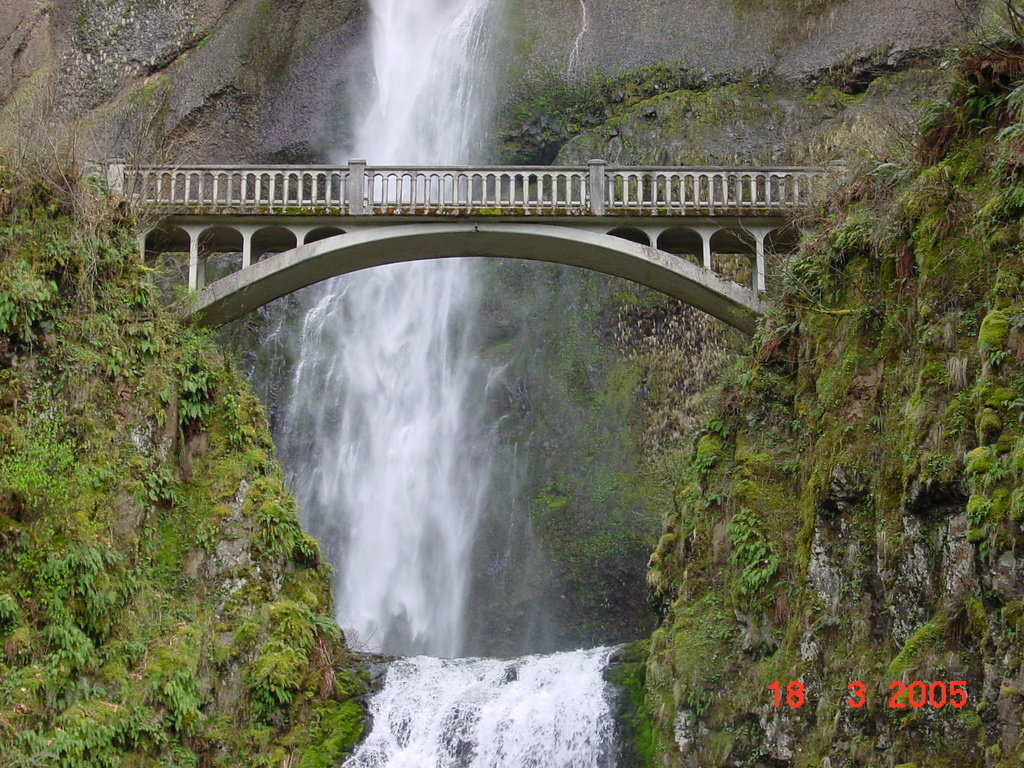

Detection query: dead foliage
xmin=920 ymin=42 xmax=1024 ymax=165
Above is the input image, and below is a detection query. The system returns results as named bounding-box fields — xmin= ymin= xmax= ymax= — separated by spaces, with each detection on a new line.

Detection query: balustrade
xmin=115 ymin=161 xmax=825 ymax=216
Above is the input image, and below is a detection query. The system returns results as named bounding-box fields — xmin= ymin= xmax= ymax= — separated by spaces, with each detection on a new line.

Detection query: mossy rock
xmin=887 ymin=619 xmax=942 ymax=680
xmin=976 ymin=407 xmax=1003 ymax=443
xmin=978 ymin=309 xmax=1010 ymax=350
xmin=605 ymin=641 xmax=657 ymax=768
xmin=965 ymin=447 xmax=996 ymax=477
xmin=696 ymin=433 xmax=724 ymax=457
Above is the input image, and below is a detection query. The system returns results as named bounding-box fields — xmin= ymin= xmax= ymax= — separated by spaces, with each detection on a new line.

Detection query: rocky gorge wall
xmin=0 ymin=156 xmax=366 ymax=767
xmin=0 ymin=0 xmax=978 ymax=162
xmin=640 ymin=39 xmax=1024 ymax=767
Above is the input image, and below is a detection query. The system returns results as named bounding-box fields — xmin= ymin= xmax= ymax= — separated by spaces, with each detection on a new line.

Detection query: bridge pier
xmin=183 ymin=225 xmax=206 ymax=291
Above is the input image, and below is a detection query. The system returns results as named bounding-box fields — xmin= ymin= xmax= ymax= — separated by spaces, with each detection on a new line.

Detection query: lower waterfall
xmin=345 ymin=648 xmax=619 ymax=768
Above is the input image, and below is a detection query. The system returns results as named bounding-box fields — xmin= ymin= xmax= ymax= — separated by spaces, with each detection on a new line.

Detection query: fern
xmin=726 ymin=508 xmax=780 ymax=606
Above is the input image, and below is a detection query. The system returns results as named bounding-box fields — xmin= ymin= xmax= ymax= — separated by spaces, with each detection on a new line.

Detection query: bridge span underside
xmin=147 ymin=219 xmax=791 ymax=333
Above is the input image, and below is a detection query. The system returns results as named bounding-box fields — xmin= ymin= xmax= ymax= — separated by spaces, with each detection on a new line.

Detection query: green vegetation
xmin=498 ymin=62 xmax=745 ymax=163
xmin=0 ymin=154 xmax=365 ymax=767
xmin=605 ymin=641 xmax=657 ymax=768
xmin=641 ymin=33 xmax=1024 ymax=768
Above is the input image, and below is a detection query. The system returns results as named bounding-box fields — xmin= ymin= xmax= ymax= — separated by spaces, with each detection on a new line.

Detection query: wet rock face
xmin=2 ymin=0 xmax=973 ymax=165
xmin=52 ymin=0 xmax=226 ymax=113
xmin=508 ymin=0 xmax=967 ymax=85
xmin=0 ymin=0 xmax=366 ymax=161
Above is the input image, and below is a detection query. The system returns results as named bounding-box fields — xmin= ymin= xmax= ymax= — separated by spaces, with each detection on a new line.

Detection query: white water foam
xmin=345 ymin=648 xmax=619 ymax=768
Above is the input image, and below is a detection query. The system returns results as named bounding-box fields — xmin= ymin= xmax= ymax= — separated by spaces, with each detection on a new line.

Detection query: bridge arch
xmin=185 ymin=223 xmax=769 ymax=333
xmin=656 ymin=227 xmax=704 ymax=265
xmin=145 ymin=224 xmax=190 ymax=254
xmin=252 ymin=226 xmax=298 ymax=261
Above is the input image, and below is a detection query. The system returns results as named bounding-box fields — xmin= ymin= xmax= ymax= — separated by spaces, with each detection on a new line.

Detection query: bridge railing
xmin=363 ymin=166 xmax=591 ymax=214
xmin=114 ymin=161 xmax=826 ymax=215
xmin=606 ymin=169 xmax=815 ymax=211
xmin=121 ymin=166 xmax=352 ymax=209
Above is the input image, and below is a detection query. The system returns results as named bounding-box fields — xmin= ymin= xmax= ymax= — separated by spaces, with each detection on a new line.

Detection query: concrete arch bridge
xmin=119 ymin=161 xmax=827 ymax=333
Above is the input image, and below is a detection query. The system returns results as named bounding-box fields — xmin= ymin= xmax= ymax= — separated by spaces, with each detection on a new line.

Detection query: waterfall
xmin=278 ymin=0 xmax=499 ymax=658
xmin=273 ymin=0 xmax=623 ymax=763
xmin=346 ymin=649 xmax=618 ymax=768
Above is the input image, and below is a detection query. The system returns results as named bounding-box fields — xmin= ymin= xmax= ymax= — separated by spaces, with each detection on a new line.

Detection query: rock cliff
xmin=643 ymin=39 xmax=1024 ymax=767
xmin=0 ymin=0 xmax=977 ymax=162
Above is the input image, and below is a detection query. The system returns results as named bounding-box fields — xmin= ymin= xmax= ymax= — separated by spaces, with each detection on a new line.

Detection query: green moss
xmin=977 ymin=406 xmax=1004 ymax=440
xmin=294 ymin=700 xmax=366 ymax=767
xmin=966 ymin=446 xmax=997 ymax=476
xmin=886 ymin=618 xmax=943 ymax=681
xmin=605 ymin=641 xmax=657 ymax=768
xmin=648 ymin=592 xmax=733 ymax=722
xmin=978 ymin=308 xmax=1010 ymax=350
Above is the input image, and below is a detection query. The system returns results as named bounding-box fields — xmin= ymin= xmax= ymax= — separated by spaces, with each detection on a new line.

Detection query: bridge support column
xmin=185 ymin=225 xmax=206 ymax=292
xmin=588 ymin=159 xmax=607 ymax=216
xmin=748 ymin=226 xmax=773 ymax=294
xmin=755 ymin=232 xmax=766 ymax=293
xmin=288 ymin=226 xmax=315 ymax=250
xmin=643 ymin=227 xmax=663 ymax=248
xmin=238 ymin=226 xmax=257 ymax=270
xmin=691 ymin=226 xmax=717 ymax=271
xmin=106 ymin=159 xmax=125 ymax=195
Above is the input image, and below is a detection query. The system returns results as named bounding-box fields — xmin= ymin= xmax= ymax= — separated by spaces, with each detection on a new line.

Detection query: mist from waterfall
xmin=275 ymin=0 xmax=500 ymax=658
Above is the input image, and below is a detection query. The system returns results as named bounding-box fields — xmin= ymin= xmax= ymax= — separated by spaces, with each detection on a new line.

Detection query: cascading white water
xmin=346 ymin=648 xmax=619 ymax=768
xmin=279 ymin=0 xmax=499 ymax=658
xmin=275 ymin=0 xmax=623 ymax=764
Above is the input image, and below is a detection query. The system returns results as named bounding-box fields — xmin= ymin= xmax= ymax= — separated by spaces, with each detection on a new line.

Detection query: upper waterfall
xmin=347 ymin=0 xmax=497 ymax=164
xmin=275 ymin=0 xmax=501 ymax=657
